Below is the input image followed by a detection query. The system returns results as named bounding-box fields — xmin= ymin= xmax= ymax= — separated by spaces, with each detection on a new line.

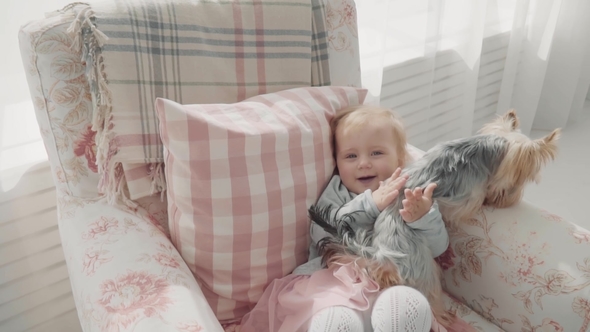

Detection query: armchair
xmin=19 ymin=1 xmax=590 ymax=331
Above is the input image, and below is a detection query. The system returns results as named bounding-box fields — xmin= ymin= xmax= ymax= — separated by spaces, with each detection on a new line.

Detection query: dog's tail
xmin=309 ymin=205 xmax=404 ymax=287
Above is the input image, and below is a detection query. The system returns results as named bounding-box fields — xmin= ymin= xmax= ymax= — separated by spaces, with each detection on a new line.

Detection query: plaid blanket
xmin=70 ymin=0 xmax=332 ymax=203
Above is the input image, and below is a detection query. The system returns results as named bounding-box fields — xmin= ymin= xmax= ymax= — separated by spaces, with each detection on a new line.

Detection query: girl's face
xmin=335 ymin=121 xmax=401 ymax=195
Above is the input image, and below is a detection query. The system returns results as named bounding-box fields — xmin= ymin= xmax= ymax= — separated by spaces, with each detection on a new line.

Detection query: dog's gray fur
xmin=312 ymin=134 xmax=509 ymax=307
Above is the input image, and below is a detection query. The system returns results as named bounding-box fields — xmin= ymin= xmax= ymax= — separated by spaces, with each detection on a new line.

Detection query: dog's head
xmin=478 ymin=110 xmax=560 ymax=208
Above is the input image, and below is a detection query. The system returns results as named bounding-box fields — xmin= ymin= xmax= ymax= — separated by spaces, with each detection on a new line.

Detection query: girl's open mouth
xmin=358 ymin=176 xmax=376 ymax=184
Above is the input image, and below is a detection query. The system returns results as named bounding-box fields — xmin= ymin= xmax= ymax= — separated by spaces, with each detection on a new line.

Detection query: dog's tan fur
xmin=479 ymin=110 xmax=560 ymax=209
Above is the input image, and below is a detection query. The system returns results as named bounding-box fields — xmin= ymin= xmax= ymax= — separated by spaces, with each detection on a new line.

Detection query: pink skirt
xmin=240 ymin=263 xmax=474 ymax=332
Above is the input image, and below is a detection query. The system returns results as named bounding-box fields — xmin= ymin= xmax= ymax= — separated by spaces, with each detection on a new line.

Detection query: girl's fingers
xmin=394 ymin=177 xmax=407 ymax=188
xmin=404 ymin=188 xmax=414 ymax=200
xmin=399 ymin=209 xmax=410 ymax=220
xmin=414 ymin=187 xmax=423 ymax=199
xmin=424 ymin=183 xmax=437 ymax=198
xmin=388 ymin=189 xmax=399 ymax=200
xmin=388 ymin=168 xmax=401 ymax=181
xmin=388 ymin=179 xmax=406 ymax=193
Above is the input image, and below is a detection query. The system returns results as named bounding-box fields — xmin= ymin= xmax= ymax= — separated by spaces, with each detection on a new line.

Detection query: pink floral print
xmin=541 ymin=210 xmax=590 ymax=244
xmin=573 ymin=297 xmax=590 ymax=331
xmin=325 ymin=0 xmax=357 ymax=37
xmin=325 ymin=0 xmax=357 ymax=54
xmin=499 ymin=235 xmax=547 ymax=287
xmin=83 ymin=248 xmax=113 ymax=276
xmin=154 ymin=252 xmax=180 ymax=269
xmin=24 ymin=23 xmax=100 ymax=194
xmin=178 ymin=321 xmax=205 ymax=332
xmin=98 ymin=271 xmax=172 ymax=329
xmin=138 ymin=242 xmax=183 ymax=271
xmin=74 ymin=124 xmax=98 ymax=173
xmin=435 ymin=245 xmax=456 ymax=270
xmin=83 ymin=216 xmax=119 ymax=239
xmin=441 ymin=206 xmax=590 ymax=331
xmin=154 ymin=242 xmax=181 ymax=267
xmin=520 ymin=316 xmax=564 ymax=332
xmin=571 ymin=227 xmax=590 ymax=244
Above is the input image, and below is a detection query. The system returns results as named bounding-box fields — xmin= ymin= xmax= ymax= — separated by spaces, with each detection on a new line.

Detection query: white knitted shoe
xmin=308 ymin=306 xmax=366 ymax=332
xmin=371 ymin=286 xmax=432 ymax=332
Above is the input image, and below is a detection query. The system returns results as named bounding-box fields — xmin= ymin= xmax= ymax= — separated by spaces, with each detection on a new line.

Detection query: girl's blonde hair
xmin=331 ymin=105 xmax=409 ymax=168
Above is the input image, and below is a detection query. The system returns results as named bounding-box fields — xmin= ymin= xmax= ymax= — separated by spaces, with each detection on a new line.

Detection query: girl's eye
xmin=345 ymin=154 xmax=357 ymax=159
xmin=371 ymin=151 xmax=384 ymax=156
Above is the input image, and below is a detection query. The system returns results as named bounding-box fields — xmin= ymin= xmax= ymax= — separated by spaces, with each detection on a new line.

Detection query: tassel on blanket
xmin=66 ymin=3 xmax=126 ymax=206
xmin=99 ymin=161 xmax=138 ymax=209
xmin=148 ymin=163 xmax=167 ymax=202
xmin=66 ymin=4 xmax=108 ymax=58
xmin=91 ymin=137 xmax=137 ymax=209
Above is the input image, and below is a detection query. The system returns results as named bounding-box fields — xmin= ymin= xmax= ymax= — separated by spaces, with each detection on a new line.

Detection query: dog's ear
xmin=542 ymin=128 xmax=561 ymax=143
xmin=534 ymin=128 xmax=560 ymax=163
xmin=503 ymin=109 xmax=519 ymax=130
xmin=502 ymin=130 xmax=559 ymax=186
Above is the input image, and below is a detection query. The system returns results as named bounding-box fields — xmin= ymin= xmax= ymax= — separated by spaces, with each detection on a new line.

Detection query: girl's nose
xmin=358 ymin=157 xmax=372 ymax=169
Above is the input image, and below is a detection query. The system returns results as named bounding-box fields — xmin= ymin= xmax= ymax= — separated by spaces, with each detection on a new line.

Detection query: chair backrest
xmin=19 ymin=0 xmax=361 ymax=202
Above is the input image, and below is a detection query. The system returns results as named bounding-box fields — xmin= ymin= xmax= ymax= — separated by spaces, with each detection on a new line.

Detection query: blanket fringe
xmin=148 ymin=163 xmax=167 ymax=202
xmin=67 ymin=4 xmax=129 ymax=206
xmin=67 ymin=5 xmax=112 ymax=171
xmin=100 ymin=161 xmax=138 ymax=209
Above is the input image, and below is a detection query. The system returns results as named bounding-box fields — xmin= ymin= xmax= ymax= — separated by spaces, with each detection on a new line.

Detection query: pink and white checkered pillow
xmin=156 ymin=86 xmax=367 ymax=322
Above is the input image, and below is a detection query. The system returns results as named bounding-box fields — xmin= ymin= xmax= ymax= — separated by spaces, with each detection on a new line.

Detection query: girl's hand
xmin=372 ymin=168 xmax=408 ymax=211
xmin=399 ymin=183 xmax=437 ymax=223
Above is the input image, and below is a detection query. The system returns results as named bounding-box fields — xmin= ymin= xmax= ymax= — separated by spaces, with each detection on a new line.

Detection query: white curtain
xmin=356 ymin=0 xmax=590 ymax=150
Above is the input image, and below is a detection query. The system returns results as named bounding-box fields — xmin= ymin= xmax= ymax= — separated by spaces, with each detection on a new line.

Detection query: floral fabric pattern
xmin=97 ymin=271 xmax=173 ymax=329
xmin=59 ymin=196 xmax=223 ymax=332
xmin=326 ymin=0 xmax=358 ymax=52
xmin=73 ymin=124 xmax=98 ymax=173
xmin=19 ymin=11 xmax=100 ymax=197
xmin=324 ymin=0 xmax=362 ymax=87
xmin=440 ymin=202 xmax=590 ymax=332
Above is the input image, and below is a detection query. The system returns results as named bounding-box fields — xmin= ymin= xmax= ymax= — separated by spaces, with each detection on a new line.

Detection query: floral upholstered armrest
xmin=438 ymin=201 xmax=590 ymax=332
xmin=57 ymin=193 xmax=224 ymax=332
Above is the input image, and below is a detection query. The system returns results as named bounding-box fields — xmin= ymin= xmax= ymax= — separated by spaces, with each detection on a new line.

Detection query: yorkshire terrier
xmin=311 ymin=110 xmax=560 ymax=327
